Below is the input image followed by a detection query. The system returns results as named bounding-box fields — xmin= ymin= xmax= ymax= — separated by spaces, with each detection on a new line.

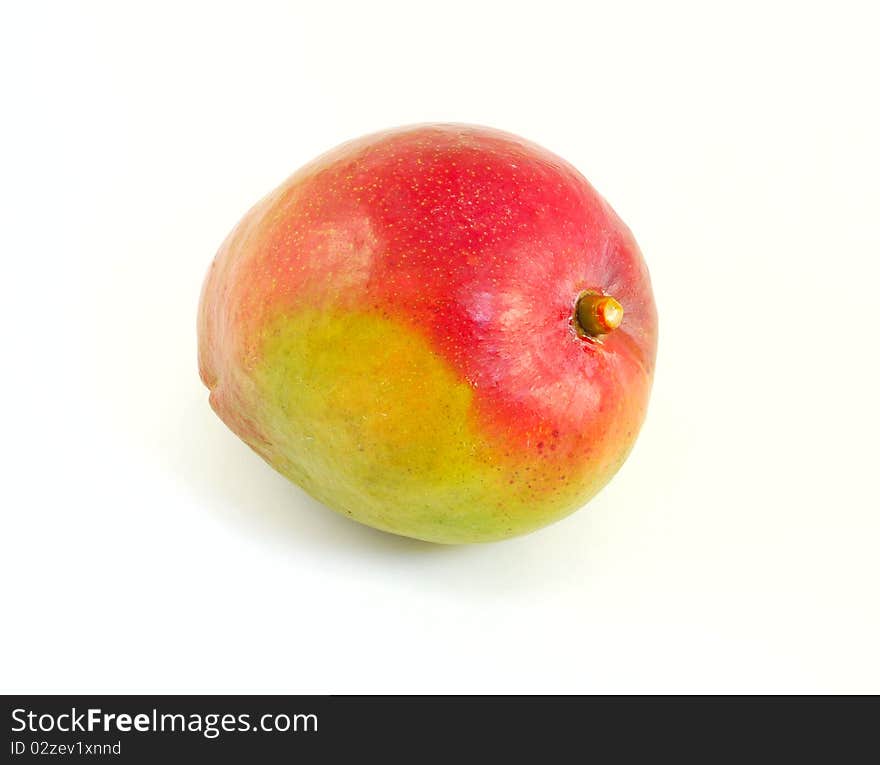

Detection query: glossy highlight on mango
xmin=198 ymin=124 xmax=658 ymax=543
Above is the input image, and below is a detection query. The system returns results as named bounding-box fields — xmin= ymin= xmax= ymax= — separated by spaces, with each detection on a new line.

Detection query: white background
xmin=2 ymin=1 xmax=879 ymax=693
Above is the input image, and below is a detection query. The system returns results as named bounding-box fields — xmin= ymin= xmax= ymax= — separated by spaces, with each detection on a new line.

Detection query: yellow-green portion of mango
xmin=246 ymin=310 xmax=597 ymax=543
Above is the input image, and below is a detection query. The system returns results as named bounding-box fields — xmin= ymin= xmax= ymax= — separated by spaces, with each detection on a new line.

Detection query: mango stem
xmin=575 ymin=292 xmax=624 ymax=337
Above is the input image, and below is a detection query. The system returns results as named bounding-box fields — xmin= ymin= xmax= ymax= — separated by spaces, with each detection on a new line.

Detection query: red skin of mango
xmin=198 ymin=124 xmax=657 ymax=543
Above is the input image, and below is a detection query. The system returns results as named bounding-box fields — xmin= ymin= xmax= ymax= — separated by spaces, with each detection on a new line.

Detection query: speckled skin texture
xmin=198 ymin=124 xmax=657 ymax=543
